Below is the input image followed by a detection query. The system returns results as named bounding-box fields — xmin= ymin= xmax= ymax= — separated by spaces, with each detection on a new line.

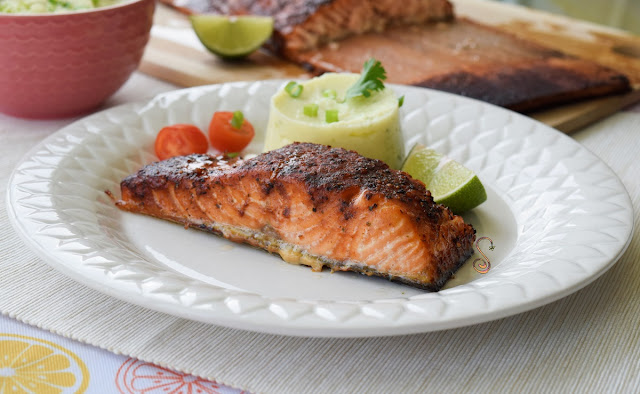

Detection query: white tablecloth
xmin=1 ymin=72 xmax=639 ymax=394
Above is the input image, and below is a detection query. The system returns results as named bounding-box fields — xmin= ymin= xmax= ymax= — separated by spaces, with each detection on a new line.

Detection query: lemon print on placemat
xmin=116 ymin=358 xmax=223 ymax=394
xmin=0 ymin=333 xmax=89 ymax=394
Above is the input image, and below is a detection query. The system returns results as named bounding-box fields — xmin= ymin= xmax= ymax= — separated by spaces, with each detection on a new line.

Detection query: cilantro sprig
xmin=345 ymin=58 xmax=387 ymax=100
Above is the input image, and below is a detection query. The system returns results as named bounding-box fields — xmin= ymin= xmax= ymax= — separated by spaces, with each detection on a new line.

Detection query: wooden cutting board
xmin=139 ymin=0 xmax=640 ymax=134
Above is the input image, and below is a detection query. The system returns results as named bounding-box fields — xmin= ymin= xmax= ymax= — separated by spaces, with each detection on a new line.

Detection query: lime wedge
xmin=402 ymin=143 xmax=487 ymax=214
xmin=190 ymin=15 xmax=274 ymax=59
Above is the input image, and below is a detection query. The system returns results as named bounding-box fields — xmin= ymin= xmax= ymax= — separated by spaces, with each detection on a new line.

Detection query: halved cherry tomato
xmin=154 ymin=124 xmax=208 ymax=160
xmin=208 ymin=111 xmax=255 ymax=153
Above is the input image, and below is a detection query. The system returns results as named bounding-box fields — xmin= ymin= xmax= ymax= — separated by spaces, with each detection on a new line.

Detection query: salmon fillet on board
xmin=162 ymin=0 xmax=631 ymax=112
xmin=114 ymin=143 xmax=476 ymax=291
xmin=163 ymin=0 xmax=454 ymax=58
xmin=293 ymin=19 xmax=631 ymax=112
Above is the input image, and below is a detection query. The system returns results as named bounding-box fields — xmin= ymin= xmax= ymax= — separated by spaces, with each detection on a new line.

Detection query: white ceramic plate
xmin=7 ymin=81 xmax=634 ymax=337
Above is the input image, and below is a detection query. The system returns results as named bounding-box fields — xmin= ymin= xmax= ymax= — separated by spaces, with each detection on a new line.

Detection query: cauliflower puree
xmin=263 ymin=73 xmax=405 ymax=169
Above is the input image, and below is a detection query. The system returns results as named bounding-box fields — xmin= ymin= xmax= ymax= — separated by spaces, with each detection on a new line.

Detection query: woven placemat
xmin=1 ymin=77 xmax=639 ymax=393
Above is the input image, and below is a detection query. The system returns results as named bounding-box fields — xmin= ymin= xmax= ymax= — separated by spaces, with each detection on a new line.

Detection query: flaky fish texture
xmin=115 ymin=142 xmax=475 ymax=291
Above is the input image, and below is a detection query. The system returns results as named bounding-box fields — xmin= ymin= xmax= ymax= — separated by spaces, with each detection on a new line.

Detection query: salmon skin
xmin=115 ymin=143 xmax=475 ymax=291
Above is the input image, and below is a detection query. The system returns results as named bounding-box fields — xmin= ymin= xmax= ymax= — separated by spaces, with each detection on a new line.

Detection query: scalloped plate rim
xmin=6 ymin=81 xmax=635 ymax=337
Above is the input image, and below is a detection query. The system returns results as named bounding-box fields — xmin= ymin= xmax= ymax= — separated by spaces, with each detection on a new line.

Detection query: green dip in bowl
xmin=0 ymin=0 xmax=123 ymax=13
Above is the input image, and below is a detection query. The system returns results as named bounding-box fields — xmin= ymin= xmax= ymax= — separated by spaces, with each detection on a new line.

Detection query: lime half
xmin=402 ymin=143 xmax=487 ymax=214
xmin=190 ymin=15 xmax=274 ymax=59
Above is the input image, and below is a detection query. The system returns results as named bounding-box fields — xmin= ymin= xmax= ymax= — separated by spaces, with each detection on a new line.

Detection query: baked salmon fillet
xmin=163 ymin=0 xmax=454 ymax=59
xmin=114 ymin=142 xmax=475 ymax=291
xmin=162 ymin=0 xmax=631 ymax=112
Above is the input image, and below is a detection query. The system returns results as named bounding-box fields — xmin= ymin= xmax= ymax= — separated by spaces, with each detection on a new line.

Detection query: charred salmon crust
xmin=115 ymin=142 xmax=475 ymax=291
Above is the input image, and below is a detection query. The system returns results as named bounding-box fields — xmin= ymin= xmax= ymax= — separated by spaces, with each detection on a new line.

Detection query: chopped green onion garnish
xmin=285 ymin=81 xmax=303 ymax=98
xmin=398 ymin=95 xmax=405 ymax=107
xmin=304 ymin=103 xmax=319 ymax=117
xmin=325 ymin=109 xmax=339 ymax=123
xmin=231 ymin=110 xmax=244 ymax=129
xmin=322 ymin=89 xmax=337 ymax=99
xmin=226 ymin=152 xmax=240 ymax=158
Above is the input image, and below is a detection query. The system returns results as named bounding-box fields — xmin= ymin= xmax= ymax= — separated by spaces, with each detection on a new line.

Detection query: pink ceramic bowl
xmin=0 ymin=0 xmax=155 ymax=119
